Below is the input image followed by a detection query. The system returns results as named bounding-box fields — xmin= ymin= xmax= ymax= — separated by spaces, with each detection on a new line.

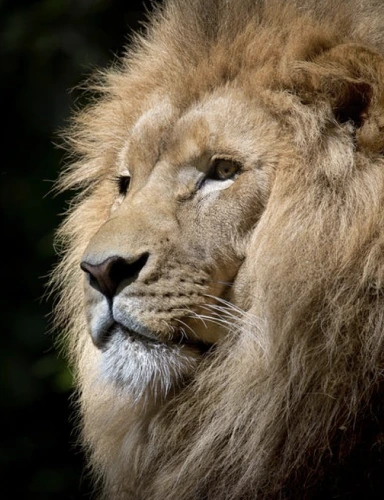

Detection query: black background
xmin=1 ymin=1 xmax=154 ymax=497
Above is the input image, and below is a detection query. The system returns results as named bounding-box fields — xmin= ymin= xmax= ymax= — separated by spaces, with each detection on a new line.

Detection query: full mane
xmin=53 ymin=1 xmax=384 ymax=498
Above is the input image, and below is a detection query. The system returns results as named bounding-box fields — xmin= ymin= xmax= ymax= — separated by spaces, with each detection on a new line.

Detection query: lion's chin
xmin=97 ymin=325 xmax=204 ymax=402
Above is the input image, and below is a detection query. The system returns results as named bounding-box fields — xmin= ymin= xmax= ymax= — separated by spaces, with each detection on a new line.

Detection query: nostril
xmin=80 ymin=253 xmax=149 ymax=299
xmin=80 ymin=257 xmax=122 ymax=298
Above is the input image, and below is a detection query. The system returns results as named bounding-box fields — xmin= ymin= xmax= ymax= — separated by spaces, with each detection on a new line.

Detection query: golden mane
xmin=53 ymin=1 xmax=384 ymax=498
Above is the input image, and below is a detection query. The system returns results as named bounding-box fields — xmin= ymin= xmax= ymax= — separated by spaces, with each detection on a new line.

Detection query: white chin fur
xmin=98 ymin=329 xmax=199 ymax=403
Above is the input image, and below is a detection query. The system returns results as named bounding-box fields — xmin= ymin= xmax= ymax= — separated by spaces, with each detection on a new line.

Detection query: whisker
xmin=173 ymin=317 xmax=198 ymax=339
xmin=178 ymin=326 xmax=187 ymax=341
xmin=186 ymin=311 xmax=233 ymax=329
xmin=198 ymin=314 xmax=232 ymax=327
xmin=172 ymin=306 xmax=210 ymax=329
xmin=202 ymin=303 xmax=240 ymax=321
xmin=204 ymin=279 xmax=234 ymax=287
xmin=203 ymin=294 xmax=248 ymax=315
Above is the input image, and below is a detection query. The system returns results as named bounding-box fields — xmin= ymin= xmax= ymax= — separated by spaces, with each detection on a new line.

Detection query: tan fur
xmin=53 ymin=1 xmax=384 ymax=498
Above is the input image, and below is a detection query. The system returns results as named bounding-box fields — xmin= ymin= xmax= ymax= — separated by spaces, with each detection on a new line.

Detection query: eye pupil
xmin=210 ymin=159 xmax=240 ymax=181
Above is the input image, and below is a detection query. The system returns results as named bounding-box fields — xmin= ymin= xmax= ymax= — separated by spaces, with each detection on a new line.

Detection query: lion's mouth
xmin=103 ymin=322 xmax=212 ymax=354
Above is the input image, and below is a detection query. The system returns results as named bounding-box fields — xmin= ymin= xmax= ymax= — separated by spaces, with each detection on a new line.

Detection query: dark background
xmin=1 ymin=1 xmax=154 ymax=497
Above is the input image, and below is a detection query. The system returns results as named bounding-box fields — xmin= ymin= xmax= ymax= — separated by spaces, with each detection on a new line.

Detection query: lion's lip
xmin=105 ymin=322 xmax=161 ymax=345
xmin=122 ymin=325 xmax=164 ymax=344
xmin=89 ymin=317 xmax=157 ymax=349
xmin=110 ymin=306 xmax=213 ymax=352
xmin=102 ymin=321 xmax=212 ymax=354
xmin=118 ymin=322 xmax=160 ymax=342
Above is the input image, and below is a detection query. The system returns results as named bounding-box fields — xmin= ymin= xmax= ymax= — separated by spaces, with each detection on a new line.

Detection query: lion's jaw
xmin=80 ymin=90 xmax=281 ymax=400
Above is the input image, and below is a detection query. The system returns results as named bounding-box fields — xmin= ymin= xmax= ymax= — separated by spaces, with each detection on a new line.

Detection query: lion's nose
xmin=80 ymin=253 xmax=149 ymax=299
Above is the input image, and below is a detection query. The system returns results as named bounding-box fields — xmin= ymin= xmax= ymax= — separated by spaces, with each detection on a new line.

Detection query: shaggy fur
xmin=53 ymin=1 xmax=384 ymax=498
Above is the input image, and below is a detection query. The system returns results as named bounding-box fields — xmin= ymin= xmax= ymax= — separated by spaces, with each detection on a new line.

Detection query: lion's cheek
xmin=230 ymin=262 xmax=255 ymax=312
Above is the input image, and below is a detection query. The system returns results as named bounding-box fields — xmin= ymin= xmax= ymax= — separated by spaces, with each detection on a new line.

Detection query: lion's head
xmin=54 ymin=0 xmax=384 ymax=498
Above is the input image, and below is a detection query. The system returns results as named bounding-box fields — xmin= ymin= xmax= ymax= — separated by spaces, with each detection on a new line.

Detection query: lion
xmin=53 ymin=0 xmax=384 ymax=498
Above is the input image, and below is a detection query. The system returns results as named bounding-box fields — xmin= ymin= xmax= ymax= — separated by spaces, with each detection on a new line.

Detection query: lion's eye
xmin=115 ymin=175 xmax=131 ymax=196
xmin=208 ymin=159 xmax=241 ymax=181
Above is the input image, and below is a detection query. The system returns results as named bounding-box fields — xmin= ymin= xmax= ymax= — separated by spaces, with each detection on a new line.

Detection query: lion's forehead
xmin=119 ymin=90 xmax=279 ymax=179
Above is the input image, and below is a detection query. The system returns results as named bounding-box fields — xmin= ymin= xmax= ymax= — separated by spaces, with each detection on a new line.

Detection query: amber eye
xmin=208 ymin=159 xmax=241 ymax=181
xmin=115 ymin=175 xmax=131 ymax=196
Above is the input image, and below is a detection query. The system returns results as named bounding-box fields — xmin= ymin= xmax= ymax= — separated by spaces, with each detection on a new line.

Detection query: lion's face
xmin=80 ymin=88 xmax=285 ymax=397
xmin=56 ymin=0 xmax=384 ymax=497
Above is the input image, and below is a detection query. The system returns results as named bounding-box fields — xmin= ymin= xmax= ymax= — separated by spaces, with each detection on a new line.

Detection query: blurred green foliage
xmin=1 ymin=0 xmax=149 ymax=497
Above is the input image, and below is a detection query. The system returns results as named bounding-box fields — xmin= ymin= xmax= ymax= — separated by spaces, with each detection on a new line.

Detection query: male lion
xmin=54 ymin=0 xmax=384 ymax=498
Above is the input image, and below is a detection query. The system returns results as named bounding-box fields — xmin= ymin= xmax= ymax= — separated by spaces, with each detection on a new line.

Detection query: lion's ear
xmin=290 ymin=43 xmax=384 ymax=153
